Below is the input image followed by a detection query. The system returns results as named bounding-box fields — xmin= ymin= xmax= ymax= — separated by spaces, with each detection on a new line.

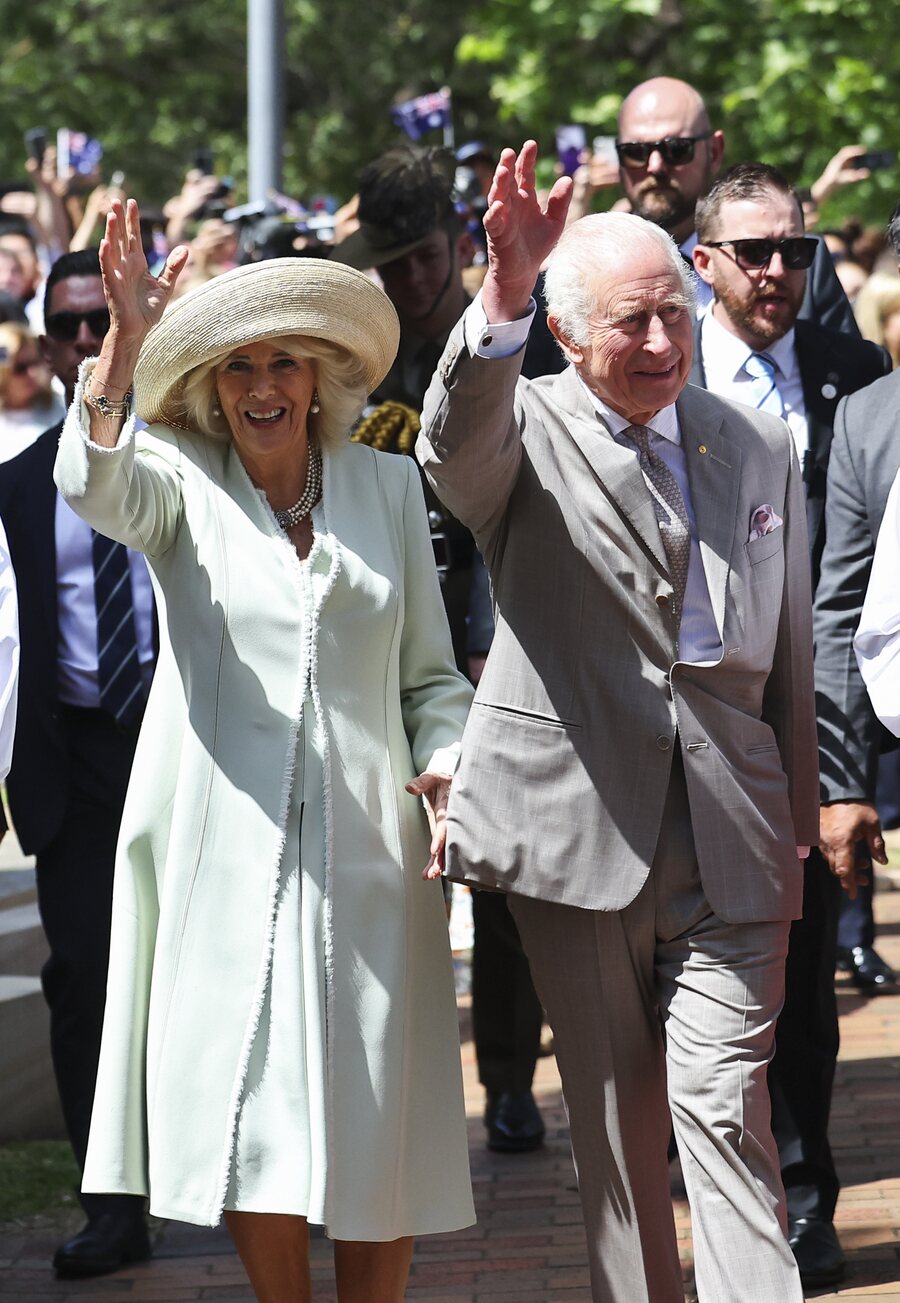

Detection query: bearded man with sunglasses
xmin=616 ymin=77 xmax=858 ymax=337
xmin=690 ymin=162 xmax=890 ymax=1288
xmin=0 ymin=248 xmax=153 ymax=1278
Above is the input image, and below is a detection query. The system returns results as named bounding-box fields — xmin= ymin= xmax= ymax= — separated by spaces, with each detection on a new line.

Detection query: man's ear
xmin=547 ymin=314 xmax=585 ymax=366
xmin=709 ymin=130 xmax=725 ymax=177
xmin=692 ymin=244 xmax=716 ymax=288
xmin=455 ymin=231 xmax=476 ymax=270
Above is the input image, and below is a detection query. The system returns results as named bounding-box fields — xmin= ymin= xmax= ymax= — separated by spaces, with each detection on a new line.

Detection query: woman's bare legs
xmin=224 ymin=1211 xmax=312 ymax=1303
xmin=334 ymin=1236 xmax=414 ymax=1303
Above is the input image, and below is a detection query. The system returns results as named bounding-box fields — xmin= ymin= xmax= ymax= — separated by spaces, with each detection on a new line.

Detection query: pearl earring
xmin=310 ymin=389 xmax=320 ymax=414
xmin=212 ymin=403 xmax=221 ymax=416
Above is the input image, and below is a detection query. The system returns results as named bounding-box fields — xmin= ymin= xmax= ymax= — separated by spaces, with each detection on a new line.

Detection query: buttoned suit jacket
xmin=689 ymin=319 xmax=890 ymax=587
xmin=418 ymin=320 xmax=819 ymax=923
xmin=814 ymin=367 xmax=900 ymax=802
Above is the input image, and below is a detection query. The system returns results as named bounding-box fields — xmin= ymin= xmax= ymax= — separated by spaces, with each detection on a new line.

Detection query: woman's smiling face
xmin=215 ymin=340 xmax=317 ymax=466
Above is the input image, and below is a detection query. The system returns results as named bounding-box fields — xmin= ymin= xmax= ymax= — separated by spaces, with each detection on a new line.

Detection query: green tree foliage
xmin=0 ymin=0 xmax=895 ymax=225
xmin=457 ymin=0 xmax=900 ymax=225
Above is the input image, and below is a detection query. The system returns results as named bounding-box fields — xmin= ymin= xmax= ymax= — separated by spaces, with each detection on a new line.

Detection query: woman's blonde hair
xmin=180 ymin=334 xmax=369 ymax=446
xmin=854 ymin=272 xmax=900 ymax=358
xmin=0 ymin=321 xmax=54 ymax=410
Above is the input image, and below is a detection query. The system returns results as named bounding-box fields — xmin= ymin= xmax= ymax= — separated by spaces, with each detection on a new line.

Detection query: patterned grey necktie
xmin=622 ymin=423 xmax=691 ymax=617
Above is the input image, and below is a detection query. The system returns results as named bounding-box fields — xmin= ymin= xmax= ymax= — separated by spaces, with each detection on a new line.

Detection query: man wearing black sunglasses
xmin=0 ymin=248 xmax=153 ymax=1279
xmin=690 ymin=162 xmax=891 ymax=1289
xmin=615 ymin=77 xmax=858 ymax=338
xmin=617 ymin=77 xmax=725 ymax=259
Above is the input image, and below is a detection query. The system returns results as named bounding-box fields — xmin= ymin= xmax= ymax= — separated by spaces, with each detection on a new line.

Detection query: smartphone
xmin=592 ymin=135 xmax=618 ymax=166
xmin=193 ymin=148 xmax=215 ymax=176
xmin=57 ymin=129 xmax=103 ymax=177
xmin=24 ymin=128 xmax=48 ymax=166
xmin=555 ymin=125 xmax=586 ymax=178
xmin=850 ymin=150 xmax=895 ymax=171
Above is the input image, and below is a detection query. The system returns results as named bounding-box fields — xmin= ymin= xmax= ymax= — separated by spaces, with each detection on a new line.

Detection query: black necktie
xmin=92 ymin=531 xmax=144 ymax=726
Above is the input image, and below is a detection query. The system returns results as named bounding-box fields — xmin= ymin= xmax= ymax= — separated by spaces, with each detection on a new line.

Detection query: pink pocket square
xmin=748 ymin=504 xmax=783 ymax=543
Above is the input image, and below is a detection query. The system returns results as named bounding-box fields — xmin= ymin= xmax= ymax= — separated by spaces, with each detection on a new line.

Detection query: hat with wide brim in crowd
xmin=330 ymin=219 xmax=448 ymax=273
xmin=134 ymin=257 xmax=400 ymax=428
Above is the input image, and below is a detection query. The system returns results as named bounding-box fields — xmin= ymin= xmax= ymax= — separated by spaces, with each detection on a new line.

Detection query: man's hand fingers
xmin=868 ymin=829 xmax=889 ymax=866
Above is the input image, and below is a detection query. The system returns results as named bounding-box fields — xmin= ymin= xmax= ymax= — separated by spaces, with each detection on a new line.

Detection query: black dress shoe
xmin=485 ymin=1089 xmax=545 ymax=1153
xmin=787 ymin=1216 xmax=845 ymax=1288
xmin=53 ymin=1212 xmax=151 ymax=1279
xmin=836 ymin=944 xmax=898 ymax=992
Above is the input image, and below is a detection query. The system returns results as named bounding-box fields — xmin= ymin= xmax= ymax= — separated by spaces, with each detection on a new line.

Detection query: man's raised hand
xmin=482 ymin=141 xmax=572 ymax=323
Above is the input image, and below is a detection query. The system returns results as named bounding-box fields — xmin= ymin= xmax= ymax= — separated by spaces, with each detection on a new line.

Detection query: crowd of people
xmin=1 ymin=73 xmax=900 ymax=1303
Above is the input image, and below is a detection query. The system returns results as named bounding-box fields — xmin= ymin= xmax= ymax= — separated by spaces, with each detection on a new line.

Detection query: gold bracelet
xmin=84 ymin=386 xmax=133 ymax=419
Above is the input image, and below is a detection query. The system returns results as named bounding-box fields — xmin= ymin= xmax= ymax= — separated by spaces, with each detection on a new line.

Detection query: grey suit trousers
xmin=510 ymin=754 xmax=803 ymax=1303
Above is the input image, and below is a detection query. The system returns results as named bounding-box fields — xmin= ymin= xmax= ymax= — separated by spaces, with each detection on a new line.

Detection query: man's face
xmin=694 ymin=192 xmax=807 ymax=350
xmin=0 ymin=250 xmax=27 ymax=301
xmin=377 ymin=228 xmax=456 ymax=324
xmin=0 ymin=234 xmax=40 ymax=297
xmin=551 ymin=247 xmax=693 ymax=425
xmin=617 ymin=95 xmax=723 ymax=237
xmin=40 ymin=276 xmax=108 ymax=400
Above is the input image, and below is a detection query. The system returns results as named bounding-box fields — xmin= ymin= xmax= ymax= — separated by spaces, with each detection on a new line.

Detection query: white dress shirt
xmin=55 ymin=493 xmax=156 ymax=707
xmin=699 ymin=309 xmax=808 ymax=463
xmin=0 ymin=516 xmax=19 ymax=780
xmin=855 ymin=468 xmax=900 ymax=737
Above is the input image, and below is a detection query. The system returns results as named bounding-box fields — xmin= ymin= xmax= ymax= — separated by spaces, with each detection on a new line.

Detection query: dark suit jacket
xmin=689 ymin=319 xmax=890 ymax=585
xmin=814 ymin=367 xmax=900 ymax=802
xmin=0 ymin=423 xmax=69 ymax=852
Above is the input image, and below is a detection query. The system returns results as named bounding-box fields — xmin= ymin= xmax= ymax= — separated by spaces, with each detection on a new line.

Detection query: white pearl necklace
xmin=273 ymin=445 xmax=323 ymax=531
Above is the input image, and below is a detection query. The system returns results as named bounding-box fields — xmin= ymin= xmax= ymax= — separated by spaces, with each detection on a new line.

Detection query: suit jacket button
xmin=657 ymin=735 xmax=672 ymax=751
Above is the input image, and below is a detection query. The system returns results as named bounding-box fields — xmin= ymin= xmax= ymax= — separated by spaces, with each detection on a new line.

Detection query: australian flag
xmin=391 ymin=89 xmax=452 ymax=141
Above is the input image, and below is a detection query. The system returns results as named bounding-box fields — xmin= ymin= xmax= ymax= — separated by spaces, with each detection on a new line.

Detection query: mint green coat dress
xmin=55 ymin=368 xmax=475 ymax=1238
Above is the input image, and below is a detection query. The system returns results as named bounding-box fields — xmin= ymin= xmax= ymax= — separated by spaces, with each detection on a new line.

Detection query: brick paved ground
xmin=4 ymin=886 xmax=900 ymax=1302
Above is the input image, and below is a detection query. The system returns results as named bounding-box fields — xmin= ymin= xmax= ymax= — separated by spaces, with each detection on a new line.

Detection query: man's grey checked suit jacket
xmin=418 ymin=320 xmax=820 ymax=923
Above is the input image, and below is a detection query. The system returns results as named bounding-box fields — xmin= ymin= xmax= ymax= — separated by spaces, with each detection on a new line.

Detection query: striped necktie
xmin=744 ymin=352 xmax=786 ymax=418
xmin=621 ymin=423 xmax=691 ymax=619
xmin=92 ymin=531 xmax=144 ymax=726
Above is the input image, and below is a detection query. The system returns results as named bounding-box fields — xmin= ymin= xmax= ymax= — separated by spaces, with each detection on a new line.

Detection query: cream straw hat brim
xmin=134 ymin=257 xmax=400 ymax=428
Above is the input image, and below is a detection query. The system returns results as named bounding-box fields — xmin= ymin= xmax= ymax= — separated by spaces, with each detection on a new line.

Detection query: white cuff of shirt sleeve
xmin=423 ymin=742 xmax=462 ymax=779
xmin=464 ymin=290 xmax=536 ymax=358
xmin=797 ymin=846 xmax=810 ymax=859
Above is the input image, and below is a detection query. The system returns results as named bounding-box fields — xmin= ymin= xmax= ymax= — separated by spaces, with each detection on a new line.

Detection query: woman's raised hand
xmin=100 ymin=198 xmax=189 ymax=341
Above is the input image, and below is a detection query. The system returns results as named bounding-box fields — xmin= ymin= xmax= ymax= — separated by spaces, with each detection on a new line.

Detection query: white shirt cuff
xmin=797 ymin=846 xmax=810 ymax=859
xmin=464 ymin=290 xmax=536 ymax=358
xmin=423 ymin=742 xmax=462 ymax=779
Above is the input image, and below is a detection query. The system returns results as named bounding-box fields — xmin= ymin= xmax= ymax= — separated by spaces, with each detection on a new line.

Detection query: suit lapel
xmin=677 ymin=389 xmax=741 ymax=642
xmin=552 ymin=368 xmax=669 ymax=577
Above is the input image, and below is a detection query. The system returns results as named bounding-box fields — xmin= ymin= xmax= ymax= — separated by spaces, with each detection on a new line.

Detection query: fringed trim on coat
xmin=209 ymin=464 xmax=318 ymax=1227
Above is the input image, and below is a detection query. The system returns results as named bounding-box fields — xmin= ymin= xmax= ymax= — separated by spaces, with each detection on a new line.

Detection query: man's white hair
xmin=544 ymin=212 xmax=696 ymax=348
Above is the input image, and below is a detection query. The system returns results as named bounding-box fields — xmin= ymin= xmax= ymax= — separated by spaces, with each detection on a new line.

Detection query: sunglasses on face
xmin=703 ymin=237 xmax=818 ymax=271
xmin=615 ymin=132 xmax=712 ymax=169
xmin=44 ymin=308 xmax=111 ymax=342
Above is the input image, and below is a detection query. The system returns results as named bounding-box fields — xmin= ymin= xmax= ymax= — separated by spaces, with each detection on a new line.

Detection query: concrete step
xmin=0 ymin=975 xmax=65 ymax=1141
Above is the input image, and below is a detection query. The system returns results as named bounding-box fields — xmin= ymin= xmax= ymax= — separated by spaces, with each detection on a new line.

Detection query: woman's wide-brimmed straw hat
xmin=134 ymin=257 xmax=400 ymax=427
